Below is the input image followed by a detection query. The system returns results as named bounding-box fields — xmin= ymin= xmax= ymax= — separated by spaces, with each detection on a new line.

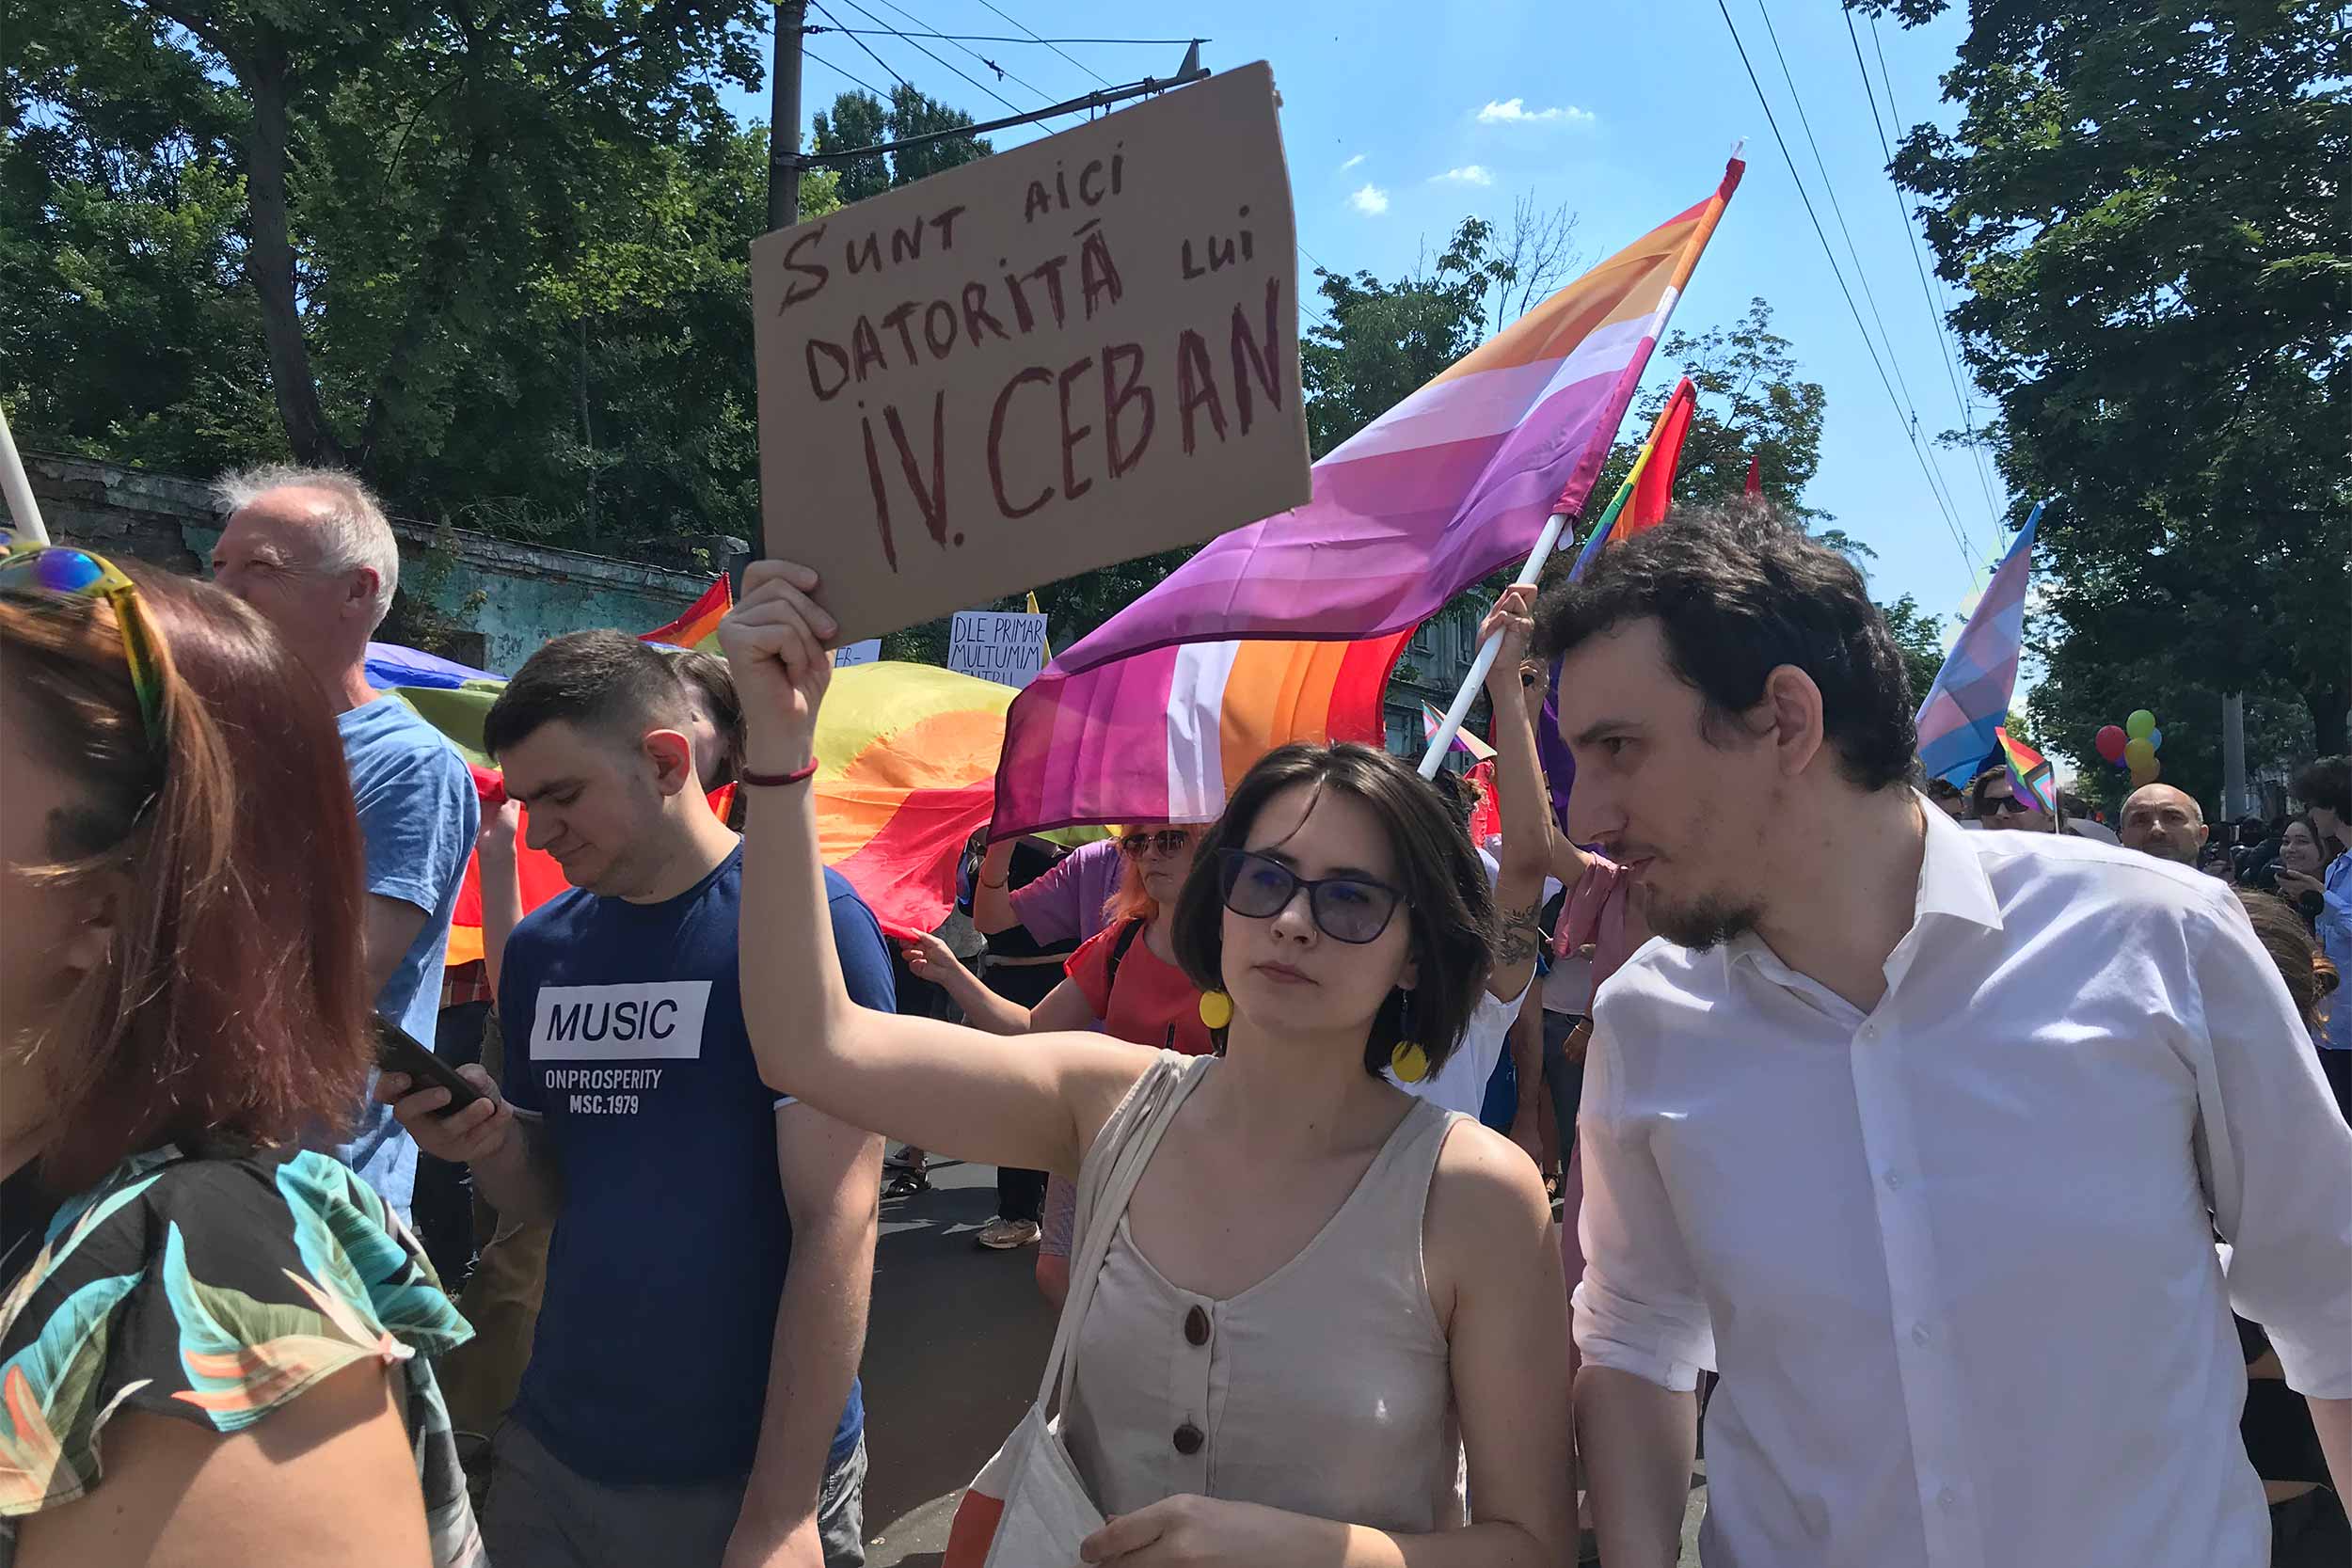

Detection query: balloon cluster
xmin=2094 ymin=710 xmax=2164 ymax=786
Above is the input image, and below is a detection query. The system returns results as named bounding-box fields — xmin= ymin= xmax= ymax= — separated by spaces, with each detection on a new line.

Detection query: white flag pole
xmin=0 ymin=403 xmax=51 ymax=546
xmin=1414 ymin=512 xmax=1566 ymax=779
xmin=1414 ymin=146 xmax=1742 ymax=780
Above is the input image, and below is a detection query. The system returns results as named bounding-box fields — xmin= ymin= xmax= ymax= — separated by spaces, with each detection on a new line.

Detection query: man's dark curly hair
xmin=1533 ymin=497 xmax=1917 ymax=791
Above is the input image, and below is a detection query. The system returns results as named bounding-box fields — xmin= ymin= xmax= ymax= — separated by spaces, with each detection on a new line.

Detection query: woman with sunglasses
xmin=907 ymin=821 xmax=1206 ymax=1307
xmin=723 ymin=562 xmax=1570 ymax=1565
xmin=0 ymin=547 xmax=479 ymax=1564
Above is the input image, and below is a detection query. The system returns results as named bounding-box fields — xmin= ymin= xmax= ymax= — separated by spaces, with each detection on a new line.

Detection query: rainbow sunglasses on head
xmin=0 ymin=540 xmax=167 ymax=745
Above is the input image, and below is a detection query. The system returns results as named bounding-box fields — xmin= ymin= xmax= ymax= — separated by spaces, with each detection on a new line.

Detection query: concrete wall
xmin=19 ymin=451 xmax=729 ymax=674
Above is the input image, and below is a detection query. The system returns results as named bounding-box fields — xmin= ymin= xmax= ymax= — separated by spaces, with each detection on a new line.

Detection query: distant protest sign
xmin=832 ymin=639 xmax=883 ymax=668
xmin=750 ymin=62 xmax=1308 ymax=644
xmin=947 ymin=610 xmax=1049 ymax=689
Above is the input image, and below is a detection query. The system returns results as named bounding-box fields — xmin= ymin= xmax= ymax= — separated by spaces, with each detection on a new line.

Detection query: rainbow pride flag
xmin=641 ymin=575 xmax=732 ymax=653
xmin=1995 ymin=726 xmax=2056 ymax=814
xmin=815 ymin=661 xmax=1023 ymax=936
xmin=992 ymin=631 xmax=1408 ymax=835
xmin=386 ymin=641 xmax=1017 ymax=948
xmin=1045 ymin=159 xmax=1742 ymax=675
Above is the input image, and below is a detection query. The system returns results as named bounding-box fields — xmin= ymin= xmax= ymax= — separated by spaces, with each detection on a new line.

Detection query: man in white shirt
xmin=1537 ymin=499 xmax=2352 ymax=1568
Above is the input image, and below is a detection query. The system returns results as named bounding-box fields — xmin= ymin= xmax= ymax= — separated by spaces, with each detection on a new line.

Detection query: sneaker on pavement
xmin=977 ymin=1216 xmax=1042 ymax=1250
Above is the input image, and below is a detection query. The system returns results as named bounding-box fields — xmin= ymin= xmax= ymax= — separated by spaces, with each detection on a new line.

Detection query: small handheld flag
xmin=1994 ymin=726 xmax=2057 ymax=814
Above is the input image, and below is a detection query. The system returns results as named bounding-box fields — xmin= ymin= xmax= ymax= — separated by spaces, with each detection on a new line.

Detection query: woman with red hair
xmin=0 ymin=546 xmax=478 ymax=1565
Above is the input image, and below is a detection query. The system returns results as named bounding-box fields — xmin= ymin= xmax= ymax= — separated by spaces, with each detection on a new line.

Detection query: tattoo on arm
xmin=1496 ymin=899 xmax=1546 ymax=968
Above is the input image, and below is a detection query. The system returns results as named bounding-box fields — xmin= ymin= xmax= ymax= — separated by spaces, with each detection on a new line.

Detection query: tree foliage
xmin=1879 ymin=593 xmax=1948 ymax=708
xmin=1860 ymin=0 xmax=2352 ymax=768
xmin=3 ymin=0 xmax=859 ymax=561
xmin=1593 ymin=297 xmax=1831 ymax=529
xmin=808 ymin=86 xmax=990 ymax=205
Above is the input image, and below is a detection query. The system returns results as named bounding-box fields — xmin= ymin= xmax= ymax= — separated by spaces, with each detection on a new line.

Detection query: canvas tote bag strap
xmin=1027 ymin=1051 xmax=1214 ymax=1415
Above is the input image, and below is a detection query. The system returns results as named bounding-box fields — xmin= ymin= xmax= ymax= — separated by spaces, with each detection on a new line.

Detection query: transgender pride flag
xmin=992 ymin=160 xmax=1743 ymax=836
xmin=1915 ymin=501 xmax=2043 ymax=787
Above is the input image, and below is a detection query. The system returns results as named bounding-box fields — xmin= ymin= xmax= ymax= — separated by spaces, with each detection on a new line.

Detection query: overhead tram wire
xmin=1842 ymin=7 xmax=2004 ymax=538
xmin=830 ymin=0 xmax=1061 ymax=126
xmin=1752 ymin=1 xmax=1922 ymax=418
xmin=1751 ymin=1 xmax=1976 ymax=560
xmin=803 ymin=47 xmax=889 ymax=100
xmin=1750 ymin=0 xmax=1978 ymax=562
xmin=1871 ymin=11 xmax=2009 ymax=530
xmin=809 ymin=2 xmax=917 ymax=94
xmin=1710 ymin=0 xmax=1982 ymax=584
xmin=973 ymin=0 xmax=1116 ymax=87
xmin=807 ymin=29 xmax=1208 ymax=47
xmin=859 ymin=0 xmax=1059 ymax=108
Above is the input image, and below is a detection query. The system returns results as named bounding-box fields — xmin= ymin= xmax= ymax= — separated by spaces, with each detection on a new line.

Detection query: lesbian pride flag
xmin=993 ymin=631 xmax=1408 ymax=834
xmin=1046 ymin=159 xmax=1741 ymax=673
xmin=990 ymin=163 xmax=1740 ymax=837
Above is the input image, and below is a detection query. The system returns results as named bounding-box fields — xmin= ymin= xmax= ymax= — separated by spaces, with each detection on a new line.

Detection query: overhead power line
xmin=1867 ymin=10 xmax=2009 ymax=532
xmin=1841 ymin=7 xmax=2002 ymax=534
xmin=803 ymin=47 xmax=887 ymax=100
xmin=1710 ymin=0 xmax=1982 ymax=584
xmin=807 ymin=28 xmax=1207 ymax=47
xmin=858 ymin=0 xmax=1057 ymax=107
xmin=973 ymin=0 xmax=1116 ymax=87
xmin=809 ymin=3 xmax=915 ymax=97
xmin=824 ymin=0 xmax=1051 ymax=125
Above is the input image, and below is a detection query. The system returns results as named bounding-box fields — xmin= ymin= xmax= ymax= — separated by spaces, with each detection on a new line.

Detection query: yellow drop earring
xmin=1388 ymin=989 xmax=1428 ymax=1083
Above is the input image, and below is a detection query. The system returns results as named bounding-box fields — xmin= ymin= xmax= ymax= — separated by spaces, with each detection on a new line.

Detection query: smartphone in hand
xmin=375 ymin=1015 xmax=487 ymax=1117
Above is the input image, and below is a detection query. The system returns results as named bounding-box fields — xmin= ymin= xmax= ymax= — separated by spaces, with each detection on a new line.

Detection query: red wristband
xmin=739 ymin=759 xmax=818 ymax=788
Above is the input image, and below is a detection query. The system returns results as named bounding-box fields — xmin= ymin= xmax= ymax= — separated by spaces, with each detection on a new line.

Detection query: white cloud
xmin=1477 ymin=97 xmax=1596 ymax=127
xmin=1339 ymin=152 xmax=1366 ymax=173
xmin=1433 ymin=165 xmax=1494 ymax=185
xmin=1348 ymin=182 xmax=1391 ymax=216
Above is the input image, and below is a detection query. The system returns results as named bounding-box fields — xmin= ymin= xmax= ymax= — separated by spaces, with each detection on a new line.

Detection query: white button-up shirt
xmin=1574 ymin=804 xmax=2352 ymax=1568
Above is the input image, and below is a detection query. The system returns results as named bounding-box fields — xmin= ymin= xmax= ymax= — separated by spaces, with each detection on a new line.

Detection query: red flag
xmin=1743 ymin=454 xmax=1762 ymax=498
xmin=1628 ymin=378 xmax=1698 ymax=536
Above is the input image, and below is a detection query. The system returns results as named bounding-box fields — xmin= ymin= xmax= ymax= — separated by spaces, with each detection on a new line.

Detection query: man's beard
xmin=1646 ymin=891 xmax=1764 ymax=952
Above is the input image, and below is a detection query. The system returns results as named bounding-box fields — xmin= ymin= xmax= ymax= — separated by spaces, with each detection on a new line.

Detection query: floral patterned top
xmin=0 ymin=1146 xmax=483 ymax=1566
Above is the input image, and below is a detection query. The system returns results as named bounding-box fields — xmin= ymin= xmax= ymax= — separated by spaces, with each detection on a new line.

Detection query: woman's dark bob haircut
xmin=1170 ymin=742 xmax=1496 ymax=1079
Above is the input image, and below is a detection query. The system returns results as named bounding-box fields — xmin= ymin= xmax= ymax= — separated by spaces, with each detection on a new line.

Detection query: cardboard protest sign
xmin=947 ymin=610 xmax=1049 ymax=689
xmin=751 ymin=62 xmax=1308 ymax=644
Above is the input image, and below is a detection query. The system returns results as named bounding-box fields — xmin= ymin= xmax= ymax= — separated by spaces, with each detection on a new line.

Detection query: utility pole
xmin=767 ymin=0 xmax=807 ymax=232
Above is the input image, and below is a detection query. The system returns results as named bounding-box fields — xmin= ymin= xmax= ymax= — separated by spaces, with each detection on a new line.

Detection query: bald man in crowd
xmin=2121 ymin=784 xmax=2210 ymax=865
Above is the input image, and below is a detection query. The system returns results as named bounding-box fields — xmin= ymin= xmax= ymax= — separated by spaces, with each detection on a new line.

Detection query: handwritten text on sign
xmin=750 ymin=63 xmax=1309 ymax=644
xmin=947 ymin=610 xmax=1049 ymax=689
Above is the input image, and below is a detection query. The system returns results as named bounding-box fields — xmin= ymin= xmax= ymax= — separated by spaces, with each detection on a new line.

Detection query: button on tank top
xmin=1061 ymin=1077 xmax=1467 ymax=1533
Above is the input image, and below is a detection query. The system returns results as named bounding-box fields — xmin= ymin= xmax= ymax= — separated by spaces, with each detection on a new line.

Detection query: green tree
xmin=809 ymin=86 xmax=990 ymax=205
xmin=1879 ymin=593 xmax=1949 ymax=708
xmin=1592 ymin=297 xmax=1832 ymax=530
xmin=2 ymin=2 xmax=874 ymax=561
xmin=1302 ymin=220 xmax=1498 ymax=459
xmin=1862 ymin=0 xmax=2352 ymax=763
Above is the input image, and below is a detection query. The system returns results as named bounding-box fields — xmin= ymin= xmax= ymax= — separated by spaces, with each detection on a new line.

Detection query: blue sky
xmin=738 ymin=0 xmax=2016 ymax=638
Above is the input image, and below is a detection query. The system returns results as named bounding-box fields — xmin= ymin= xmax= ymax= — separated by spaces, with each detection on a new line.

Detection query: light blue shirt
xmin=2320 ymin=848 xmax=2352 ymax=1052
xmin=336 ymin=694 xmax=479 ymax=1220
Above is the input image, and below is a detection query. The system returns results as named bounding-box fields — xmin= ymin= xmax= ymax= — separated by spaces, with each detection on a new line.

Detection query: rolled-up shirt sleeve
xmin=1572 ymin=996 xmax=1716 ymax=1392
xmin=2190 ymin=895 xmax=2352 ymax=1399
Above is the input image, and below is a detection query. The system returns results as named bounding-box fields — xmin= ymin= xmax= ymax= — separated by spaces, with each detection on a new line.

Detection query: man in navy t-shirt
xmin=386 ymin=631 xmax=889 ymax=1568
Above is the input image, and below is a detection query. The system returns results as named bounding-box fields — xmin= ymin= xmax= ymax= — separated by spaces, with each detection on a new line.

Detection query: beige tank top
xmin=1061 ymin=1065 xmax=1466 ymax=1533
